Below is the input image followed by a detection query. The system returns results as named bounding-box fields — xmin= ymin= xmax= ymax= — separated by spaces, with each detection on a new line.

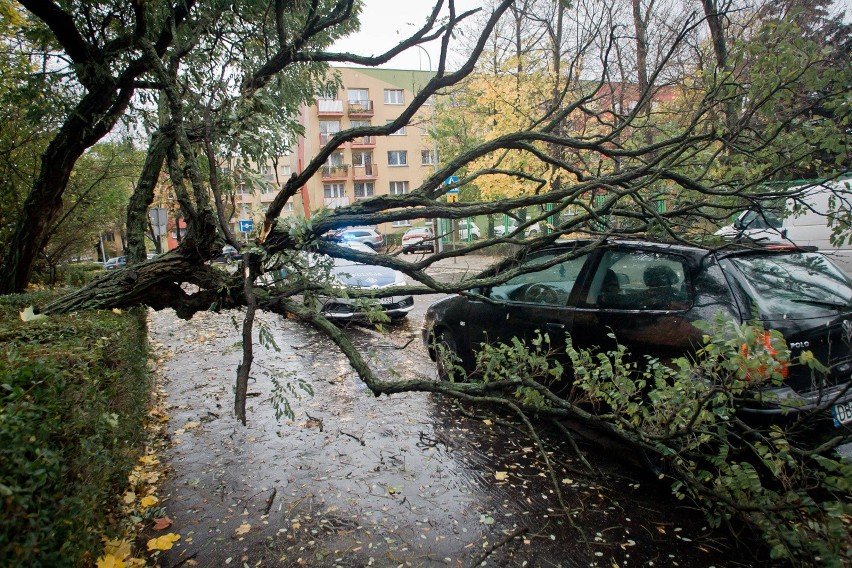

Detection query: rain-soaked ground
xmin=146 ymin=298 xmax=766 ymax=568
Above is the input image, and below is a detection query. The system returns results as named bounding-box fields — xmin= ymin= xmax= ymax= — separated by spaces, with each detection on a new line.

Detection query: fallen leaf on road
xmin=147 ymin=533 xmax=180 ymax=551
xmin=495 ymin=471 xmax=508 ymax=481
xmin=152 ymin=516 xmax=173 ymax=530
xmin=96 ymin=553 xmax=124 ymax=568
xmin=235 ymin=523 xmax=251 ymax=536
xmin=140 ymin=495 xmax=158 ymax=509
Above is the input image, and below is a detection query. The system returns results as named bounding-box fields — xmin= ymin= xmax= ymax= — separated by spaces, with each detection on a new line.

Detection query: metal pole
xmin=416 ymin=45 xmax=442 ymax=255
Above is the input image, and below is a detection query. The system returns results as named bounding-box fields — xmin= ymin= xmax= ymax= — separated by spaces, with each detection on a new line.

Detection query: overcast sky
xmin=332 ymin=0 xmax=484 ymax=71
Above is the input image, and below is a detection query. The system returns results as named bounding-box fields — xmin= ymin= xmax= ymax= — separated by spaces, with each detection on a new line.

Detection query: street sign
xmin=238 ymin=219 xmax=254 ymax=233
xmin=445 ymin=175 xmax=459 ymax=186
xmin=446 ymin=194 xmax=458 ymax=203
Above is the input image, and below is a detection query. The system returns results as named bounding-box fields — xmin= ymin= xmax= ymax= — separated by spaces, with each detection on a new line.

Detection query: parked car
xmin=104 ymin=256 xmax=126 ymax=270
xmin=457 ymin=220 xmax=481 ymax=240
xmin=715 ymin=177 xmax=852 ymax=272
xmin=276 ymin=241 xmax=413 ymax=321
xmin=422 ymin=238 xmax=852 ymax=423
xmin=494 ymin=220 xmax=542 ymax=238
xmin=401 ymin=227 xmax=435 ymax=253
xmin=213 ymin=245 xmax=242 ymax=263
xmin=331 ymin=227 xmax=384 ymax=250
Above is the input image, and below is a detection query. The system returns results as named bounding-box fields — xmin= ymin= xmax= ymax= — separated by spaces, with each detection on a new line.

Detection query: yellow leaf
xmin=103 ymin=539 xmax=132 ymax=559
xmin=138 ymin=455 xmax=159 ymax=466
xmin=494 ymin=471 xmax=508 ymax=481
xmin=123 ymin=491 xmax=136 ymax=505
xmin=140 ymin=495 xmax=159 ymax=509
xmin=147 ymin=533 xmax=181 ymax=551
xmin=96 ymin=554 xmax=125 ymax=568
xmin=112 ymin=308 xmax=123 ymax=314
xmin=561 ymin=478 xmax=574 ymax=485
xmin=19 ymin=306 xmax=46 ymax=322
xmin=482 ymin=419 xmax=493 ymax=426
xmin=184 ymin=421 xmax=201 ymax=430
xmin=235 ymin=523 xmax=251 ymax=536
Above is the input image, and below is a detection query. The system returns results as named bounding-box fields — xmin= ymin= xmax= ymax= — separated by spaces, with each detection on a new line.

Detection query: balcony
xmin=324 ymin=197 xmax=350 ymax=209
xmin=349 ymin=135 xmax=375 ymax=147
xmin=353 ymin=163 xmax=378 ymax=180
xmin=321 ymin=164 xmax=349 ymax=180
xmin=317 ymin=99 xmax=344 ymax=116
xmin=347 ymin=99 xmax=374 ymax=117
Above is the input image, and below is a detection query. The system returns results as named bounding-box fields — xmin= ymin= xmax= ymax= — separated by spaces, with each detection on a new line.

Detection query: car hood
xmin=764 ymin=313 xmax=852 ymax=393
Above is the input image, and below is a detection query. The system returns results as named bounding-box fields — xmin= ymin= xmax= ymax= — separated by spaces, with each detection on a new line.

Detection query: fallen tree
xmin=4 ymin=0 xmax=852 ymax=564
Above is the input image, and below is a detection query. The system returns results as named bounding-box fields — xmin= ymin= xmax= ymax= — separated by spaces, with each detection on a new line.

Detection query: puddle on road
xmin=148 ymin=308 xmax=757 ymax=567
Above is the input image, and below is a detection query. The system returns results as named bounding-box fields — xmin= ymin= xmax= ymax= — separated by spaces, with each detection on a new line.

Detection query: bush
xmin=465 ymin=318 xmax=852 ymax=565
xmin=0 ymin=292 xmax=151 ymax=567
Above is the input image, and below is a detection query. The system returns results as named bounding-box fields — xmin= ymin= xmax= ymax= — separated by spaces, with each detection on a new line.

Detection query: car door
xmin=466 ymin=248 xmax=592 ymax=361
xmin=570 ymin=245 xmax=698 ymax=362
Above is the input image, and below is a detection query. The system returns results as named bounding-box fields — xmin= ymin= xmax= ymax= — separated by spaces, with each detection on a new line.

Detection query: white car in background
xmin=457 ymin=220 xmax=481 ymax=240
xmin=401 ymin=227 xmax=435 ymax=253
xmin=494 ymin=220 xmax=542 ymax=238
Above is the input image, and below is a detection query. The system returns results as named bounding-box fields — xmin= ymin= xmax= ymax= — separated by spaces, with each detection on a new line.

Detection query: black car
xmin=422 ymin=239 xmax=852 ymax=423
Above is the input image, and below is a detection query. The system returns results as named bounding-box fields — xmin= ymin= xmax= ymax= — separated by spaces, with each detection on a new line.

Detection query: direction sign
xmin=238 ymin=219 xmax=254 ymax=233
xmin=445 ymin=175 xmax=459 ymax=186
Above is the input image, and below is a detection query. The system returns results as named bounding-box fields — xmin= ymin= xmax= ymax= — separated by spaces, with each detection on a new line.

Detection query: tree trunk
xmin=702 ymin=0 xmax=738 ymax=133
xmin=126 ymin=130 xmax=171 ymax=264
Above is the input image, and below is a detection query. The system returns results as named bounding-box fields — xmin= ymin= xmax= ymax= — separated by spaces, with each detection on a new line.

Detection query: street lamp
xmin=415 ymin=45 xmax=443 ymax=253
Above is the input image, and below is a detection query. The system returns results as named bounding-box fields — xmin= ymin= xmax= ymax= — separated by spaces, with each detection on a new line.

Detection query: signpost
xmin=446 ymin=177 xmax=460 ymax=203
xmin=238 ymin=219 xmax=254 ymax=233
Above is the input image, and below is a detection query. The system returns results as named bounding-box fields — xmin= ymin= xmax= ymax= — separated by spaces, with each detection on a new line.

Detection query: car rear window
xmin=726 ymin=252 xmax=852 ymax=319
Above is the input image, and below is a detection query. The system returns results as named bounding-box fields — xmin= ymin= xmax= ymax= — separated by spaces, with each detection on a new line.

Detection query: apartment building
xmin=234 ymin=66 xmax=438 ymax=238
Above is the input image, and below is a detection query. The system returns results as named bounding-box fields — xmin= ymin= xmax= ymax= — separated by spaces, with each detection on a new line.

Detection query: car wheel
xmin=434 ymin=329 xmax=462 ymax=382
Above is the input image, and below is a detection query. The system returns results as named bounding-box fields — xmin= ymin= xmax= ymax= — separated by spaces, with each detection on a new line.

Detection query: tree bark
xmin=126 ymin=129 xmax=172 ymax=264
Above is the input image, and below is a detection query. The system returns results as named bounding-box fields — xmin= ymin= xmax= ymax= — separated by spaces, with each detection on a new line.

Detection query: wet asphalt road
xmin=147 ymin=255 xmax=757 ymax=567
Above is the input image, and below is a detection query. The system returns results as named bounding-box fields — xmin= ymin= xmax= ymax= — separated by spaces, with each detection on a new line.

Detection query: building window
xmin=347 ymin=88 xmax=368 ymax=103
xmin=104 ymin=231 xmax=115 ymax=242
xmin=386 ymin=120 xmax=406 ymax=135
xmin=389 ymin=181 xmax=409 ymax=195
xmin=280 ymin=165 xmax=292 ymax=177
xmin=354 ymin=182 xmax=375 ymax=198
xmin=236 ymin=183 xmax=250 ymax=195
xmin=352 ymin=151 xmax=373 ymax=167
xmin=319 ymin=120 xmax=340 ymax=144
xmin=284 ymin=200 xmax=295 ymax=212
xmin=421 ymin=150 xmax=435 ymax=165
xmin=350 ymin=119 xmax=371 ymax=128
xmin=387 ymin=151 xmax=407 ymax=166
xmin=324 ymin=183 xmax=345 ymax=198
xmin=384 ymin=89 xmax=404 ymax=105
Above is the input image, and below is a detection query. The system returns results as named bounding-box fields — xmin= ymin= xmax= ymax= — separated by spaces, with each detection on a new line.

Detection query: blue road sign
xmin=239 ymin=219 xmax=254 ymax=232
xmin=445 ymin=175 xmax=459 ymax=186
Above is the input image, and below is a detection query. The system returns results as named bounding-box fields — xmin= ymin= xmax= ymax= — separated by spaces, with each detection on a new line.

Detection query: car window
xmin=584 ymin=249 xmax=691 ymax=310
xmin=726 ymin=252 xmax=852 ymax=319
xmin=490 ymin=250 xmax=588 ymax=306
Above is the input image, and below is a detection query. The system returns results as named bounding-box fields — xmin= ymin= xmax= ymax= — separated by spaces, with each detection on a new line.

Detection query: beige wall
xmin=237 ymin=66 xmax=438 ymax=238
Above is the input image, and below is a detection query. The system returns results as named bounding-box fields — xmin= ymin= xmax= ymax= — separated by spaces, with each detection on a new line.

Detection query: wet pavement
xmin=146 ymin=256 xmax=758 ymax=567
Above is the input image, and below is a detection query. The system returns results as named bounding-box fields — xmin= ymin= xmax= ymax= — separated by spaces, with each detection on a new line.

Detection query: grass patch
xmin=0 ymin=291 xmax=151 ymax=566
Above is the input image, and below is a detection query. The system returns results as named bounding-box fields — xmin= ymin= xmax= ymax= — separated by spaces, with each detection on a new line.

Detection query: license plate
xmin=832 ymin=401 xmax=852 ymax=427
xmin=379 ymin=296 xmax=397 ymax=305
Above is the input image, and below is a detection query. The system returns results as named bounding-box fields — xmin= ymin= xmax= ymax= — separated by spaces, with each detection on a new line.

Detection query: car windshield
xmin=727 ymin=252 xmax=852 ymax=319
